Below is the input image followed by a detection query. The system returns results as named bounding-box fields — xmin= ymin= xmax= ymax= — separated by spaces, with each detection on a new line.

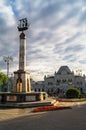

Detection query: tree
xmin=0 ymin=72 xmax=8 ymax=89
xmin=66 ymin=88 xmax=80 ymax=98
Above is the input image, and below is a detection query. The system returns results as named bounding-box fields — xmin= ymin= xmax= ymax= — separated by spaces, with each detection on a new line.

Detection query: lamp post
xmin=3 ymin=56 xmax=13 ymax=92
xmin=3 ymin=56 xmax=13 ymax=77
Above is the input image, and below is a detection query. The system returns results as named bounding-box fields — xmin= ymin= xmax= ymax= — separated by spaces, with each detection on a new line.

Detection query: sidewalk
xmin=0 ymin=98 xmax=86 ymax=122
xmin=0 ymin=108 xmax=34 ymax=121
xmin=54 ymin=100 xmax=86 ymax=107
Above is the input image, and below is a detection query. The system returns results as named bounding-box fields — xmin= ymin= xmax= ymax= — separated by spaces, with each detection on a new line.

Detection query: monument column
xmin=19 ymin=32 xmax=26 ymax=70
xmin=13 ymin=18 xmax=31 ymax=93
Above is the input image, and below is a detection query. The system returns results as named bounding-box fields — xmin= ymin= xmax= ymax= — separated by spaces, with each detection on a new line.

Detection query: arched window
xmin=62 ymin=79 xmax=66 ymax=83
xmin=68 ymin=79 xmax=72 ymax=85
xmin=57 ymin=80 xmax=61 ymax=85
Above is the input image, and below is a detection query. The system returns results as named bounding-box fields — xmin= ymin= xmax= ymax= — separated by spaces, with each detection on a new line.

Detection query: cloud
xmin=65 ymin=45 xmax=84 ymax=53
xmin=0 ymin=1 xmax=16 ymax=27
xmin=0 ymin=0 xmax=86 ymax=80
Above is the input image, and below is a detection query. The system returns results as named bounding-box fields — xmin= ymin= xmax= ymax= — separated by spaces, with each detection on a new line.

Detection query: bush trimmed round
xmin=66 ymin=88 xmax=80 ymax=98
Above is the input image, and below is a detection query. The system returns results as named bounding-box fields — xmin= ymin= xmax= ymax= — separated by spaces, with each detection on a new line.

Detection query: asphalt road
xmin=0 ymin=105 xmax=86 ymax=130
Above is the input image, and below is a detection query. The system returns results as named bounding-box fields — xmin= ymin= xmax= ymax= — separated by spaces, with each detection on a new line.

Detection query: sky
xmin=0 ymin=0 xmax=86 ymax=81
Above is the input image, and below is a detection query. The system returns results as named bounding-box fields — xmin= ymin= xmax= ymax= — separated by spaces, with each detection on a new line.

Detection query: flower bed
xmin=33 ymin=106 xmax=71 ymax=112
xmin=57 ymin=99 xmax=73 ymax=102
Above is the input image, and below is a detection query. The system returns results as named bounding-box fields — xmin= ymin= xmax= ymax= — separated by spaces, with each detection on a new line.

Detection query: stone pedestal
xmin=0 ymin=92 xmax=47 ymax=103
xmin=13 ymin=70 xmax=31 ymax=93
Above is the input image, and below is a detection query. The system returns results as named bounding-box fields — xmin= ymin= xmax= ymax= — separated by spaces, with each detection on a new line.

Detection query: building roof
xmin=46 ymin=76 xmax=54 ymax=79
xmin=57 ymin=66 xmax=72 ymax=74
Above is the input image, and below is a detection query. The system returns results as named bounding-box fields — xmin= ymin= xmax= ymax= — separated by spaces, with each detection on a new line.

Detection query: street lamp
xmin=3 ymin=56 xmax=13 ymax=92
xmin=3 ymin=56 xmax=13 ymax=77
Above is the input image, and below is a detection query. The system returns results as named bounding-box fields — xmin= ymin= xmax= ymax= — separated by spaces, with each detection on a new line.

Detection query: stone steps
xmin=0 ymin=99 xmax=56 ymax=108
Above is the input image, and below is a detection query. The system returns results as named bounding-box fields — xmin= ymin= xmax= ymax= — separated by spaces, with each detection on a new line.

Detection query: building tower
xmin=13 ymin=18 xmax=31 ymax=93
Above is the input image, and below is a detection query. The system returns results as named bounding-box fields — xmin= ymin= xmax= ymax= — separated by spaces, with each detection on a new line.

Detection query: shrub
xmin=66 ymin=88 xmax=80 ymax=98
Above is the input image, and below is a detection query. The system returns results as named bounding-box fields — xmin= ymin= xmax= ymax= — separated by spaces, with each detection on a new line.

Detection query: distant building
xmin=31 ymin=80 xmax=45 ymax=92
xmin=31 ymin=65 xmax=86 ymax=95
xmin=44 ymin=66 xmax=86 ymax=95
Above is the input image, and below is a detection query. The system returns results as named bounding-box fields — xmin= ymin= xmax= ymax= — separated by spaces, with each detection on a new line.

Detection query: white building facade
xmin=31 ymin=66 xmax=86 ymax=95
xmin=44 ymin=66 xmax=86 ymax=95
xmin=31 ymin=80 xmax=45 ymax=92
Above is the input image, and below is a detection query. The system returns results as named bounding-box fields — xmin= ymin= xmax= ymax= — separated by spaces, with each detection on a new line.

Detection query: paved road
xmin=0 ymin=104 xmax=86 ymax=130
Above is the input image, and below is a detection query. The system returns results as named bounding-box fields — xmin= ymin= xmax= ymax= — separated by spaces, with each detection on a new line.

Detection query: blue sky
xmin=0 ymin=0 xmax=86 ymax=81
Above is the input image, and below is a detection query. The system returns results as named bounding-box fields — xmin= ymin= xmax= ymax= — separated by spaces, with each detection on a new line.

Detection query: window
xmin=57 ymin=80 xmax=61 ymax=85
xmin=62 ymin=79 xmax=66 ymax=83
xmin=42 ymin=88 xmax=44 ymax=92
xmin=35 ymin=88 xmax=36 ymax=92
xmin=48 ymin=82 xmax=53 ymax=85
xmin=68 ymin=79 xmax=72 ymax=85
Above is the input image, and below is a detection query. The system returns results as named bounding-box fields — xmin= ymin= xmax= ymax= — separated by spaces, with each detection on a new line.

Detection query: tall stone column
xmin=19 ymin=32 xmax=26 ymax=71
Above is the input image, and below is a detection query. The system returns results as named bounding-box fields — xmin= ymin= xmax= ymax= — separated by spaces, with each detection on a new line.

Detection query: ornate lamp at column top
xmin=17 ymin=18 xmax=29 ymax=32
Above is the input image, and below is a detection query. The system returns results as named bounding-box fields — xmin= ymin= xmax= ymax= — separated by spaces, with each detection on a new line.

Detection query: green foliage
xmin=0 ymin=72 xmax=8 ymax=87
xmin=66 ymin=88 xmax=81 ymax=98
